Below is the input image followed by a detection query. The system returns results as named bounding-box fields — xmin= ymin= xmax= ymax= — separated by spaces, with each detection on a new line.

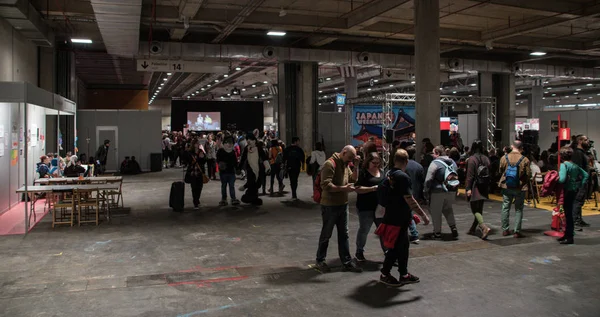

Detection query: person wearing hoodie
xmin=217 ymin=136 xmax=241 ymax=206
xmin=37 ymin=155 xmax=51 ymax=178
xmin=424 ymin=145 xmax=459 ymax=240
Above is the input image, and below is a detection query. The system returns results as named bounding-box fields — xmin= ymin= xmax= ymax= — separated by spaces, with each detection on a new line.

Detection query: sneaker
xmin=355 ymin=252 xmax=366 ymax=262
xmin=231 ymin=199 xmax=240 ymax=206
xmin=432 ymin=232 xmax=442 ymax=240
xmin=400 ymin=273 xmax=420 ymax=285
xmin=379 ymin=274 xmax=402 ymax=287
xmin=513 ymin=232 xmax=525 ymax=238
xmin=410 ymin=236 xmax=420 ymax=244
xmin=218 ymin=200 xmax=228 ymax=207
xmin=193 ymin=205 xmax=200 ymax=210
xmin=342 ymin=261 xmax=363 ymax=273
xmin=451 ymin=227 xmax=459 ymax=239
xmin=314 ymin=261 xmax=331 ymax=273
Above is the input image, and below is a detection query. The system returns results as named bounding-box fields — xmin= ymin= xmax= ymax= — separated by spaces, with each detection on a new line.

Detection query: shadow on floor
xmin=346 ymin=280 xmax=422 ymax=308
xmin=262 ymin=267 xmax=328 ymax=286
xmin=280 ymin=200 xmax=319 ymax=210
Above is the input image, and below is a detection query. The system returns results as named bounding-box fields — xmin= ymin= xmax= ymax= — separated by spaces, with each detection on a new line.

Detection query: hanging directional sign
xmin=381 ymin=68 xmax=411 ymax=80
xmin=136 ymin=59 xmax=229 ymax=73
xmin=550 ymin=120 xmax=567 ymax=132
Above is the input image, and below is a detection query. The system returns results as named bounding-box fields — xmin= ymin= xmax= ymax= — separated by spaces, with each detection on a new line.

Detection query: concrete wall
xmin=0 ymin=18 xmax=39 ymax=84
xmin=539 ymin=109 xmax=600 ymax=151
xmin=77 ymin=110 xmax=162 ymax=172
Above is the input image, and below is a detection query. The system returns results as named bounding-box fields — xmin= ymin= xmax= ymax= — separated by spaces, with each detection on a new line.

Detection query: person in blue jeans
xmin=354 ymin=152 xmax=385 ymax=261
xmin=217 ymin=136 xmax=240 ymax=206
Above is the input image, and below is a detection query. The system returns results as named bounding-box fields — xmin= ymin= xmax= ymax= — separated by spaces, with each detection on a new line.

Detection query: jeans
xmin=381 ymin=226 xmax=410 ymax=276
xmin=288 ymin=168 xmax=300 ymax=198
xmin=469 ymin=200 xmax=485 ymax=231
xmin=356 ymin=209 xmax=377 ymax=254
xmin=501 ymin=188 xmax=525 ymax=232
xmin=408 ymin=216 xmax=419 ymax=239
xmin=316 ymin=205 xmax=352 ymax=264
xmin=190 ymin=180 xmax=203 ymax=207
xmin=220 ymin=173 xmax=236 ymax=200
xmin=207 ymin=159 xmax=216 ymax=179
xmin=429 ymin=191 xmax=457 ymax=233
xmin=270 ymin=163 xmax=284 ymax=191
xmin=573 ymin=185 xmax=587 ymax=224
xmin=564 ymin=190 xmax=577 ymax=238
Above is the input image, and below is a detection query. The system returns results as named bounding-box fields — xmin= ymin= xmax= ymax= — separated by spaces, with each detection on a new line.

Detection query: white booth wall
xmin=0 ymin=102 xmax=47 ymax=214
xmin=539 ymin=109 xmax=600 ymax=150
xmin=457 ymin=113 xmax=479 ymax=149
xmin=77 ymin=110 xmax=162 ymax=172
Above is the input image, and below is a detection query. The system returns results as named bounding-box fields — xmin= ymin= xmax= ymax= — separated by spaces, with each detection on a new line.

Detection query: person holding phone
xmin=314 ymin=145 xmax=362 ymax=273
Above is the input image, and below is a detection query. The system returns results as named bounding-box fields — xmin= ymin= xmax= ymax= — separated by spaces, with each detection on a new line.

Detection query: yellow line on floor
xmin=457 ymin=189 xmax=600 ymax=216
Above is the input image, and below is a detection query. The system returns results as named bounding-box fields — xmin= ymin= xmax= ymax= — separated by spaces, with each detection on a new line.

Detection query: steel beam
xmin=345 ymin=0 xmax=410 ymax=28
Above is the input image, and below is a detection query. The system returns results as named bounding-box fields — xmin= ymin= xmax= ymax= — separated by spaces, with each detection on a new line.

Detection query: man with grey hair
xmin=315 ymin=145 xmax=363 ymax=273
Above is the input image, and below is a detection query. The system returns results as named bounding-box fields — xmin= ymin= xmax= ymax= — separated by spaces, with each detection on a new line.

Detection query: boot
xmin=479 ymin=223 xmax=491 ymax=240
xmin=467 ymin=222 xmax=478 ymax=235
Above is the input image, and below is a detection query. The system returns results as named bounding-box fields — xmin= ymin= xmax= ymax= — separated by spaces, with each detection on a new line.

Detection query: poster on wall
xmin=10 ymin=149 xmax=18 ymax=166
xmin=350 ymin=105 xmax=416 ymax=147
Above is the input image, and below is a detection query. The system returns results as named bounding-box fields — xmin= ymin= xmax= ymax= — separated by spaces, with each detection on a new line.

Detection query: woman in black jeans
xmin=354 ymin=152 xmax=385 ymax=262
xmin=465 ymin=140 xmax=491 ymax=239
xmin=187 ymin=141 xmax=207 ymax=209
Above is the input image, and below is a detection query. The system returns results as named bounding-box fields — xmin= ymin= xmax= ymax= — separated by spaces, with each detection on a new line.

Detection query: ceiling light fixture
xmin=263 ymin=81 xmax=268 ymax=84
xmin=215 ymin=79 xmax=219 ymax=83
xmin=367 ymin=88 xmax=372 ymax=91
xmin=374 ymin=79 xmax=379 ymax=83
xmin=224 ymin=74 xmax=229 ymax=78
xmin=71 ymin=38 xmax=92 ymax=44
xmin=574 ymin=92 xmax=579 ymax=95
xmin=326 ymin=78 xmax=331 ymax=81
xmin=167 ymin=73 xmax=172 ymax=76
xmin=235 ymin=67 xmax=241 ymax=71
xmin=453 ymin=91 xmax=457 ymax=94
xmin=334 ymin=87 xmax=338 ymax=90
xmin=227 ymin=93 xmax=231 ymax=96
xmin=207 ymin=84 xmax=211 ymax=87
xmin=254 ymin=96 xmax=258 ymax=99
xmin=267 ymin=31 xmax=286 ymax=36
xmin=470 ymin=83 xmax=477 ymax=87
xmin=552 ymin=94 xmax=556 ymax=96
xmin=411 ymin=81 xmax=416 ymax=84
xmin=530 ymin=51 xmax=547 ymax=56
xmin=163 ymin=78 xmax=168 ymax=81
xmin=252 ymin=84 xmax=256 ymax=87
xmin=242 ymin=88 xmax=246 ymax=91
xmin=546 ymin=87 xmax=552 ymax=90
xmin=319 ymin=90 xmax=322 ymax=93
xmin=160 ymin=83 xmax=164 ymax=86
xmin=389 ymin=84 xmax=394 ymax=87
xmin=261 ymin=94 xmax=265 ymax=96
xmin=201 ymin=88 xmax=205 ymax=91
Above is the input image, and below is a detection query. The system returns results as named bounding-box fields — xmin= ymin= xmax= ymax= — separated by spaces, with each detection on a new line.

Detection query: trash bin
xmin=150 ymin=153 xmax=162 ymax=172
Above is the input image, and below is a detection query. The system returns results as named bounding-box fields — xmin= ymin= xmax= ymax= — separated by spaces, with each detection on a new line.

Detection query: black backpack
xmin=473 ymin=155 xmax=490 ymax=189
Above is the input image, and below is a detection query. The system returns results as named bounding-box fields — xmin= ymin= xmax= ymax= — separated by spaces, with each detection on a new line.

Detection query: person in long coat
xmin=465 ymin=140 xmax=492 ymax=240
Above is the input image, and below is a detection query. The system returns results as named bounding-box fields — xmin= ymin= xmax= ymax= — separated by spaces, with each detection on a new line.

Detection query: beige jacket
xmin=320 ymin=153 xmax=357 ymax=206
xmin=498 ymin=151 xmax=531 ymax=191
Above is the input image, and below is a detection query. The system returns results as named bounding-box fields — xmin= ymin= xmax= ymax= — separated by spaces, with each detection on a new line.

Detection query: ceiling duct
xmin=90 ymin=0 xmax=141 ymax=57
xmin=138 ymin=42 xmax=600 ymax=79
xmin=0 ymin=0 xmax=54 ymax=46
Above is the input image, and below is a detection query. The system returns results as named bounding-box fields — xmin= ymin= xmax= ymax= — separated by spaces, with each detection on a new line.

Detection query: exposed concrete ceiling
xmin=18 ymin=0 xmax=600 ymax=103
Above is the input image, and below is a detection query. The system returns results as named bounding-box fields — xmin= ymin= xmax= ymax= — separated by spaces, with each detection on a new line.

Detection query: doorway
xmin=96 ymin=126 xmax=118 ymax=173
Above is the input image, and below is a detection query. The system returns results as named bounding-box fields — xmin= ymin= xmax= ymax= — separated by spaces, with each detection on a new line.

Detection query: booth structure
xmin=346 ymin=93 xmax=497 ymax=165
xmin=0 ymin=82 xmax=76 ymax=234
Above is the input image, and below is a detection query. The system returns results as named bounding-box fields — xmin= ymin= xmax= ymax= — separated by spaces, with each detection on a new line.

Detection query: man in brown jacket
xmin=315 ymin=145 xmax=362 ymax=273
xmin=498 ymin=140 xmax=531 ymax=238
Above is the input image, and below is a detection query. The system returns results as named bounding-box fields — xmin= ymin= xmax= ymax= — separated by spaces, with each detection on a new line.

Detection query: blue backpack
xmin=505 ymin=155 xmax=524 ymax=188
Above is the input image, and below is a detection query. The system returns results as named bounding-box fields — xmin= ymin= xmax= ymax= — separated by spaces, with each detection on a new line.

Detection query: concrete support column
xmin=297 ymin=62 xmax=318 ymax=152
xmin=478 ymin=73 xmax=493 ymax=146
xmin=277 ymin=62 xmax=318 ymax=150
xmin=344 ymin=77 xmax=358 ymax=99
xmin=414 ymin=0 xmax=441 ymax=155
xmin=494 ymin=74 xmax=516 ymax=145
xmin=527 ymin=79 xmax=544 ymax=118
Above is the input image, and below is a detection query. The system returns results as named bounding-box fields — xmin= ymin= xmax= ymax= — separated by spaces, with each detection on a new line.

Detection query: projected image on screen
xmin=187 ymin=112 xmax=221 ymax=131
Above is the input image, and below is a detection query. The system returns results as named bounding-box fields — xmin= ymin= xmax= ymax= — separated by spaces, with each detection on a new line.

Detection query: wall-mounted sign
xmin=559 ymin=128 xmax=571 ymax=141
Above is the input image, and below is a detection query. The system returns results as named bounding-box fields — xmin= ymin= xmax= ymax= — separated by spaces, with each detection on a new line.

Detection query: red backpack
xmin=540 ymin=170 xmax=559 ymax=197
xmin=313 ymin=158 xmax=336 ymax=204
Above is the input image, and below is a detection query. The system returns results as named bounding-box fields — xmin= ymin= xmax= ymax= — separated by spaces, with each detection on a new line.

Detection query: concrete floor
xmin=1 ymin=168 xmax=599 ymax=317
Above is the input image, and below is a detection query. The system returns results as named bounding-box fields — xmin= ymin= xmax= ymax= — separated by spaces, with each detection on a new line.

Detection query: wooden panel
xmin=84 ymin=90 xmax=148 ymax=110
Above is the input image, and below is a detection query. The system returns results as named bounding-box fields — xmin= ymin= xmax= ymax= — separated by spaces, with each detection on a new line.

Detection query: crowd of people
xmin=311 ymin=134 xmax=597 ymax=287
xmin=160 ymin=129 xmax=309 ymax=209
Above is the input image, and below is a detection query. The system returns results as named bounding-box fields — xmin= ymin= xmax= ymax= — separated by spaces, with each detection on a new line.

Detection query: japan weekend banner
xmin=351 ymin=105 xmax=416 ymax=147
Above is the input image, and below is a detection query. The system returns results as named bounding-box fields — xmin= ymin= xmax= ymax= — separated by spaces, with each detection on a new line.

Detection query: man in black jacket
xmin=571 ymin=135 xmax=591 ymax=228
xmin=95 ymin=139 xmax=110 ymax=174
xmin=283 ymin=137 xmax=305 ymax=201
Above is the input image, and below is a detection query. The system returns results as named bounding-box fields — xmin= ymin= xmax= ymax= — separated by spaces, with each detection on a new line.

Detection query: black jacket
xmin=283 ymin=145 xmax=305 ymax=171
xmin=572 ymin=148 xmax=589 ymax=173
xmin=96 ymin=145 xmax=108 ymax=163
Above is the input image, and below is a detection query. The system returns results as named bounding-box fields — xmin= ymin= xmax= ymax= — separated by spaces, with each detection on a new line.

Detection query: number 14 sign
xmin=136 ymin=59 xmax=229 ymax=73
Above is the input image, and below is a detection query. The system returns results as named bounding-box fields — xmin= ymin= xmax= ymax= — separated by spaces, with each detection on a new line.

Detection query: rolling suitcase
xmin=169 ymin=181 xmax=185 ymax=212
